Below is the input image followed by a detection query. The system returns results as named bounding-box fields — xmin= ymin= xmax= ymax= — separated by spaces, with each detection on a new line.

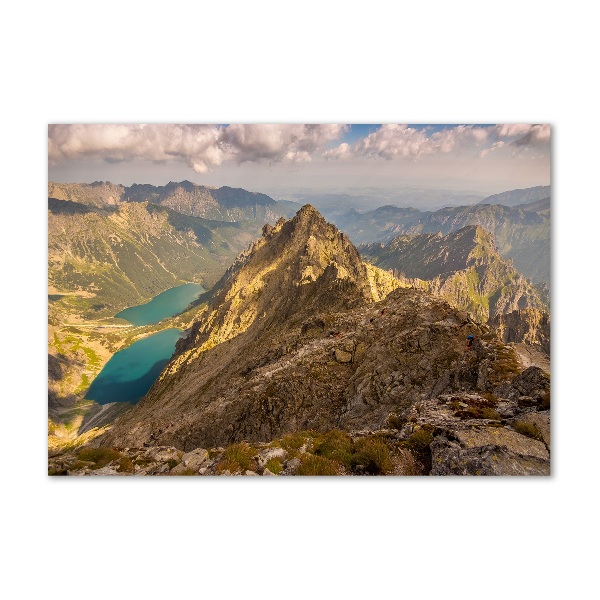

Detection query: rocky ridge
xmin=489 ymin=308 xmax=550 ymax=354
xmin=360 ymin=226 xmax=545 ymax=322
xmin=51 ymin=365 xmax=550 ymax=476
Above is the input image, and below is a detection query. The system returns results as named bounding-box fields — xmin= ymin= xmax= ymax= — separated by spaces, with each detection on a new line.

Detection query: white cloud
xmin=427 ymin=125 xmax=490 ymax=153
xmin=323 ymin=124 xmax=549 ymax=162
xmin=49 ymin=124 xmax=551 ymax=177
xmin=48 ymin=124 xmax=348 ymax=172
xmin=48 ymin=124 xmax=225 ymax=173
xmin=355 ymin=124 xmax=429 ymax=159
xmin=494 ymin=124 xmax=551 ymax=146
xmin=221 ymin=124 xmax=348 ymax=164
xmin=479 ymin=140 xmax=505 ymax=158
xmin=323 ymin=142 xmax=352 ymax=160
xmin=327 ymin=124 xmax=492 ymax=160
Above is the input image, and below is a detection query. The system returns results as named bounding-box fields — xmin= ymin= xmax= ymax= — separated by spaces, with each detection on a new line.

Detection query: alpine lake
xmin=85 ymin=283 xmax=205 ymax=405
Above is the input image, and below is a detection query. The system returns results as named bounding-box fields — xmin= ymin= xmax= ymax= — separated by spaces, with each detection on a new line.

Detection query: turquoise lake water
xmin=115 ymin=283 xmax=205 ymax=326
xmin=85 ymin=328 xmax=184 ymax=405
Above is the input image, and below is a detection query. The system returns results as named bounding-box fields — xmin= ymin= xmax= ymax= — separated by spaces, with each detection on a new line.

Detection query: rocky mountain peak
xmin=292 ymin=202 xmax=324 ymax=223
xmin=173 ymin=205 xmax=376 ymax=360
xmin=360 ymin=224 xmax=544 ymax=322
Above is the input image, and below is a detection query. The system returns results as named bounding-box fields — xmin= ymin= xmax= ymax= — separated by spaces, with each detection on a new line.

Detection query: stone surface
xmin=430 ymin=439 xmax=550 ymax=476
xmin=284 ymin=458 xmax=301 ymax=473
xmin=256 ymin=447 xmax=287 ymax=468
xmin=85 ymin=466 xmax=121 ymax=476
xmin=516 ymin=411 xmax=551 ymax=446
xmin=144 ymin=446 xmax=183 ymax=463
xmin=453 ymin=426 xmax=548 ymax=461
xmin=182 ymin=448 xmax=209 ymax=470
xmin=334 ymin=349 xmax=353 ymax=363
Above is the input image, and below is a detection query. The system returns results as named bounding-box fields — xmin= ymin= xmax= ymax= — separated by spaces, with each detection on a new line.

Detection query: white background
xmin=1 ymin=1 xmax=598 ymax=598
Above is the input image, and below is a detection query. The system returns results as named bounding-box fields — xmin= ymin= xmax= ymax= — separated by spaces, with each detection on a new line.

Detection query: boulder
xmin=430 ymin=439 xmax=550 ymax=475
xmin=143 ymin=446 xmax=183 ymax=463
xmin=182 ymin=448 xmax=209 ymax=470
xmin=514 ymin=411 xmax=551 ymax=446
xmin=430 ymin=426 xmax=549 ymax=476
xmin=335 ymin=349 xmax=353 ymax=363
xmin=284 ymin=458 xmax=301 ymax=474
xmin=512 ymin=366 xmax=550 ymax=398
xmin=256 ymin=447 xmax=287 ymax=468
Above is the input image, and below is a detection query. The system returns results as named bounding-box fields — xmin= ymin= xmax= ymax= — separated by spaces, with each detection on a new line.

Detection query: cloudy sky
xmin=48 ymin=123 xmax=551 ymax=198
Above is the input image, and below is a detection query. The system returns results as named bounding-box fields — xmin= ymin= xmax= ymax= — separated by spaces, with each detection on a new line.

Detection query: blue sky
xmin=342 ymin=124 xmax=496 ymax=144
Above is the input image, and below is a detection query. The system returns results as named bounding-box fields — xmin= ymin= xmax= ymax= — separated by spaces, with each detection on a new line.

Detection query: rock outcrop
xmin=489 ymin=308 xmax=550 ymax=354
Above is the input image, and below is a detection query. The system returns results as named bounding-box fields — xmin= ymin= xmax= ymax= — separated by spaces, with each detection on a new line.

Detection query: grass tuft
xmin=352 ymin=437 xmax=393 ymax=475
xmin=296 ymin=454 xmax=341 ymax=476
xmin=512 ymin=420 xmax=544 ymax=442
xmin=77 ymin=447 xmax=122 ymax=469
xmin=216 ymin=442 xmax=257 ymax=474
xmin=117 ymin=457 xmax=134 ymax=473
xmin=312 ymin=430 xmax=354 ymax=469
xmin=264 ymin=458 xmax=283 ymax=474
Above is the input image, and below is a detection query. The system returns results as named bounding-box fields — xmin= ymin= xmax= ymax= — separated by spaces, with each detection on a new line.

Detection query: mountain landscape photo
xmin=47 ymin=123 xmax=551 ymax=476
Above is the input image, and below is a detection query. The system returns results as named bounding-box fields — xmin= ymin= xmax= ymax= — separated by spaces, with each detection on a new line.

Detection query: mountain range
xmin=48 ymin=184 xmax=551 ymax=475
xmin=360 ymin=225 xmax=546 ymax=323
xmin=48 ymin=197 xmax=258 ymax=319
xmin=333 ymin=194 xmax=551 ymax=285
xmin=478 ymin=185 xmax=551 ymax=206
xmin=49 ymin=180 xmax=295 ymax=223
xmin=86 ymin=205 xmax=551 ymax=475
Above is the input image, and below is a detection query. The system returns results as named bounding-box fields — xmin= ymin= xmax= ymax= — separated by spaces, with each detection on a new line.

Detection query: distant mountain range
xmin=360 ymin=225 xmax=545 ymax=323
xmin=333 ymin=195 xmax=551 ymax=285
xmin=479 ymin=185 xmax=551 ymax=206
xmin=48 ymin=180 xmax=297 ymax=223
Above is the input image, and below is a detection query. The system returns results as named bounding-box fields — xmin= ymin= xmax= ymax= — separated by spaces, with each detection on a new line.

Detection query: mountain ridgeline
xmin=478 ymin=185 xmax=551 ymax=206
xmin=96 ymin=206 xmax=551 ymax=476
xmin=360 ymin=226 xmax=546 ymax=323
xmin=47 ymin=182 xmax=551 ymax=475
xmin=333 ymin=194 xmax=551 ymax=285
xmin=49 ymin=180 xmax=296 ymax=223
xmin=48 ymin=199 xmax=258 ymax=319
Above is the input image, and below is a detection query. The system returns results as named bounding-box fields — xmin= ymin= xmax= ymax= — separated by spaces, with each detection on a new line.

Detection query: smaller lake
xmin=85 ymin=328 xmax=184 ymax=405
xmin=115 ymin=283 xmax=205 ymax=326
